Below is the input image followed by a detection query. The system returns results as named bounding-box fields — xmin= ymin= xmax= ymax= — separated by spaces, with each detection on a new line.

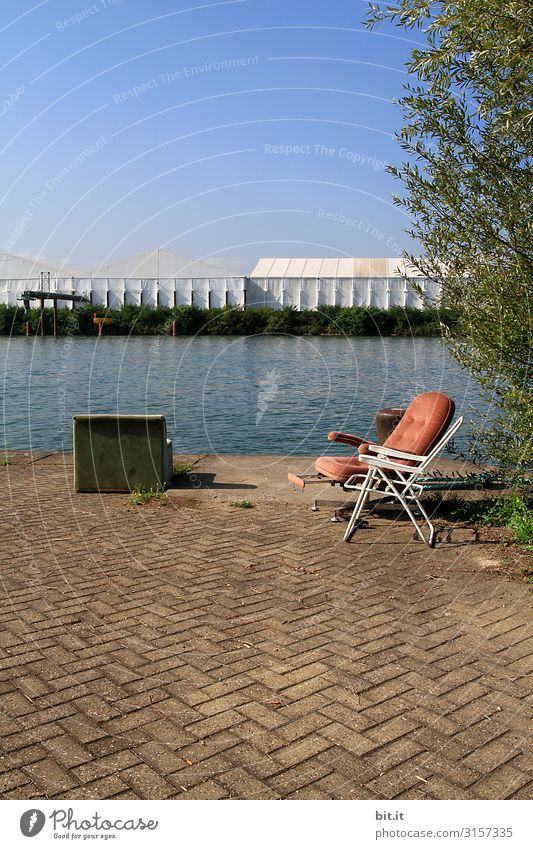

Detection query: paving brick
xmin=419 ymin=752 xmax=482 ymax=788
xmin=58 ymin=775 xmax=129 ymax=799
xmin=509 ymin=781 xmax=533 ymax=800
xmin=73 ymin=750 xmax=141 ymax=782
xmin=315 ymin=770 xmax=375 ymax=799
xmin=185 ymin=709 xmax=244 ymax=738
xmin=2 ymin=744 xmax=48 ymax=770
xmin=136 ymin=741 xmax=188 ymax=774
xmin=0 ymin=769 xmax=32 ymax=793
xmin=423 ymin=777 xmax=477 ymax=800
xmin=287 ymin=784 xmax=332 ymax=799
xmin=364 ymin=757 xmax=432 ymax=799
xmin=321 ymin=723 xmax=377 ymax=756
xmin=23 ymin=758 xmax=77 ymax=794
xmin=276 ymin=692 xmax=332 ymax=719
xmin=104 ymin=708 xmax=160 ymax=734
xmin=470 ymin=761 xmax=531 ymax=799
xmin=462 ymin=735 xmax=519 ymax=774
xmin=0 ymin=722 xmax=63 ymax=753
xmin=195 ymin=691 xmax=251 ymax=717
xmin=58 ymin=715 xmax=109 ymax=744
xmin=1 ymin=784 xmax=43 ymax=799
xmin=0 ymin=691 xmax=37 ymax=718
xmin=359 ymin=694 xmax=413 ymax=723
xmin=224 ymin=742 xmax=283 ymax=779
xmin=366 ymin=715 xmax=420 ymax=745
xmin=233 ymin=720 xmax=285 ymax=753
xmin=276 ymin=713 xmax=331 ymax=743
xmin=120 ymin=763 xmax=176 ymax=799
xmin=176 ymin=779 xmax=229 ymax=799
xmin=237 ymin=702 xmax=287 ymax=729
xmin=364 ymin=737 xmax=425 ymax=772
xmin=174 ymin=731 xmax=240 ymax=765
xmin=268 ymin=754 xmax=334 ymax=796
xmin=74 ymin=695 xmax=121 ymax=721
xmin=154 ymin=698 xmax=204 ymax=726
xmin=142 ymin=718 xmax=195 ymax=749
xmin=220 ymin=767 xmax=280 ymax=799
xmin=169 ymin=754 xmax=235 ymax=790
xmin=42 ymin=734 xmax=92 ymax=768
xmin=271 ymin=734 xmax=331 ymax=768
xmin=319 ymin=702 xmax=374 ymax=733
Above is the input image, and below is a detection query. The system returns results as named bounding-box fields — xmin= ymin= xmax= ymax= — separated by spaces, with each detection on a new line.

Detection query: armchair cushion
xmin=382 ymin=392 xmax=455 ymax=458
xmin=315 ymin=454 xmax=369 ymax=483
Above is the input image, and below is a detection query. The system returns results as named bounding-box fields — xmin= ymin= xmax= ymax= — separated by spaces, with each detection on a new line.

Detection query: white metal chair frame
xmin=342 ymin=416 xmax=464 ymax=547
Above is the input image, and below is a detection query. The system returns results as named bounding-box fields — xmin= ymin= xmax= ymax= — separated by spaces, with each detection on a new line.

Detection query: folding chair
xmin=288 ymin=392 xmax=463 ymax=547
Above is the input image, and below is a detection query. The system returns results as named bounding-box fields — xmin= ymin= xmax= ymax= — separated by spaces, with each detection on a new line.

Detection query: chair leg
xmin=410 ymin=496 xmax=436 ymax=547
xmin=385 ymin=479 xmax=435 ymax=547
xmin=311 ymin=497 xmax=354 ymax=515
xmin=343 ymin=469 xmax=375 ymax=542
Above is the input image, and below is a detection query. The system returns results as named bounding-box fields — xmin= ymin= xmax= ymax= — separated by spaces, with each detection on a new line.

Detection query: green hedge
xmin=0 ymin=303 xmax=459 ymax=337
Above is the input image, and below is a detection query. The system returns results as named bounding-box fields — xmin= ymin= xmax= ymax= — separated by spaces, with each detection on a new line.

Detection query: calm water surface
xmin=0 ymin=336 xmax=486 ymax=454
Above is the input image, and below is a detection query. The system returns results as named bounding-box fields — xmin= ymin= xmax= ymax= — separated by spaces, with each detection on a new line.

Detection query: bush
xmin=367 ymin=0 xmax=532 ymax=472
xmin=0 ymin=305 xmax=25 ymax=334
xmin=264 ymin=306 xmax=299 ymax=334
xmin=0 ymin=303 xmax=459 ymax=337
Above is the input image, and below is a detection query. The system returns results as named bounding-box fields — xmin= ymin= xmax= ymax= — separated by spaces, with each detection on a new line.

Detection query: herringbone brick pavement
xmin=0 ymin=452 xmax=531 ymax=800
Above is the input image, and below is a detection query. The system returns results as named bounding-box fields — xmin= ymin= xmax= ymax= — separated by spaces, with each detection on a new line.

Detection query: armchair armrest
xmin=359 ymin=454 xmax=424 ymax=472
xmin=328 ymin=431 xmax=364 ymax=447
xmin=360 ymin=443 xmax=428 ymax=462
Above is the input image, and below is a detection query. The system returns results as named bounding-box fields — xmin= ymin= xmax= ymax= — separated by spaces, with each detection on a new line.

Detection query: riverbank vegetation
xmin=0 ymin=303 xmax=459 ymax=337
xmin=367 ymin=0 xmax=532 ymax=471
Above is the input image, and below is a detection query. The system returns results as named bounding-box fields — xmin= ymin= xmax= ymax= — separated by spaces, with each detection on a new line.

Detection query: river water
xmin=0 ymin=335 xmax=486 ymax=455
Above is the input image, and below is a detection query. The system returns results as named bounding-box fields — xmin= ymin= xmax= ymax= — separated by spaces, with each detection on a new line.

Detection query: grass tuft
xmin=128 ymin=485 xmax=167 ymax=506
xmin=231 ymin=500 xmax=253 ymax=509
xmin=172 ymin=461 xmax=194 ymax=481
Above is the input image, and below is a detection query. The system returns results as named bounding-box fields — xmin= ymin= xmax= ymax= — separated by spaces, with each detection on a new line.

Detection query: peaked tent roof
xmin=0 ymin=251 xmax=81 ymax=279
xmin=250 ymin=258 xmax=425 ymax=278
xmin=89 ymin=249 xmax=242 ymax=279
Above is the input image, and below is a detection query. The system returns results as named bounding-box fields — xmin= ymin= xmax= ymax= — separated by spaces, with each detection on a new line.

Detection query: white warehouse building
xmin=247 ymin=258 xmax=438 ymax=309
xmin=0 ymin=250 xmax=438 ymax=310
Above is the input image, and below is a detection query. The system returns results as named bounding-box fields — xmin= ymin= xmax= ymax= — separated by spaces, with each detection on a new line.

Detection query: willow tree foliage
xmin=366 ymin=1 xmax=532 ymax=469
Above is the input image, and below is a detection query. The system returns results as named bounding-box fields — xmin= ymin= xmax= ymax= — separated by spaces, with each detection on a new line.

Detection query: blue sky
xmin=1 ymin=0 xmax=423 ymax=273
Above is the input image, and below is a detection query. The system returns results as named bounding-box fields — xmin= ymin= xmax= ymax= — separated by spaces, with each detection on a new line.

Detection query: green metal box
xmin=73 ymin=414 xmax=173 ymax=492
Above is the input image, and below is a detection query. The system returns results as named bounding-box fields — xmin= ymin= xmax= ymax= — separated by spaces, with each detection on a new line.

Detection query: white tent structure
xmin=0 ymin=248 xmax=246 ymax=309
xmin=83 ymin=249 xmax=246 ymax=308
xmin=248 ymin=257 xmax=439 ymax=309
xmin=0 ymin=249 xmax=440 ymax=310
xmin=0 ymin=252 xmax=82 ymax=306
xmin=89 ymin=248 xmax=239 ymax=280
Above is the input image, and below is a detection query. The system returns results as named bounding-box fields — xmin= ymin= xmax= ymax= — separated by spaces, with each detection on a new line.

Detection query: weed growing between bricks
xmin=128 ymin=486 xmax=168 ymax=506
xmin=172 ymin=462 xmax=194 ymax=481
